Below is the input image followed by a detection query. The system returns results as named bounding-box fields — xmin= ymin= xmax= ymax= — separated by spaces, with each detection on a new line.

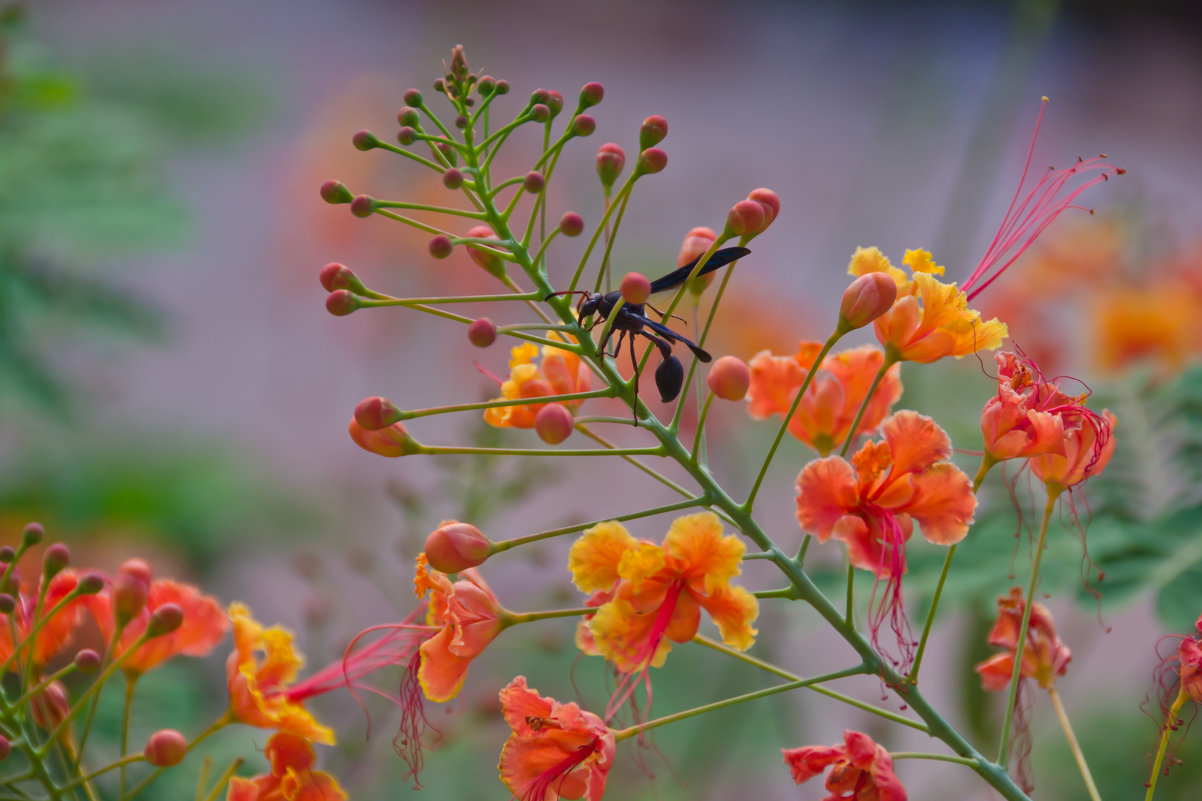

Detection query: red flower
xmin=783 ymin=730 xmax=907 ymax=801
xmin=1 ymin=570 xmax=90 ymax=670
xmin=225 ymin=731 xmax=347 ymax=801
xmin=975 ymin=587 xmax=1071 ymax=691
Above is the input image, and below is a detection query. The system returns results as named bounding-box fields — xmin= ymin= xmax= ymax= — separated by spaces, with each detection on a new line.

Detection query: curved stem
xmin=1048 ymin=687 xmax=1102 ymax=801
xmin=838 ymin=360 xmax=891 ymax=459
xmin=909 ymin=543 xmax=957 ymax=683
xmin=491 ymin=497 xmax=706 ymax=554
xmin=1145 ymin=688 xmax=1188 ymax=801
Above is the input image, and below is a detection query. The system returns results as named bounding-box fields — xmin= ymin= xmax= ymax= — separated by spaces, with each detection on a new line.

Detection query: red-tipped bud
xmin=838 ymin=272 xmax=898 ymax=332
xmin=530 ymin=89 xmax=550 ymax=105
xmin=32 ymin=682 xmax=69 ymax=731
xmin=147 ymin=604 xmax=184 ymax=638
xmin=468 ymin=318 xmax=498 ymax=348
xmin=639 ymin=115 xmax=668 ymax=150
xmin=0 ymin=734 xmax=9 ymax=761
xmin=0 ymin=595 xmax=13 ymax=614
xmin=428 ymin=235 xmax=454 ymax=259
xmin=454 ymin=114 xmax=468 ymax=129
xmin=76 ymin=572 xmax=105 ymax=595
xmin=494 ymin=80 xmax=510 ymax=95
xmin=350 ymin=195 xmax=376 ymax=218
xmin=570 ymin=114 xmax=596 ymax=137
xmin=112 ymin=570 xmax=149 ymax=625
xmin=0 ymin=547 xmax=14 ymax=563
xmin=74 ymin=649 xmax=102 ymax=674
xmin=530 ymin=104 xmax=550 ymax=122
xmin=535 ymin=403 xmax=575 ymax=445
xmin=396 ymin=106 xmax=420 ymax=127
xmin=348 ymin=418 xmax=417 ymax=458
xmin=403 ymin=88 xmax=423 ymax=106
xmin=620 ymin=272 xmax=651 ymax=305
xmin=559 ymin=212 xmax=584 ymax=237
xmin=319 ymin=262 xmax=367 ymax=294
xmin=42 ymin=543 xmax=69 ymax=578
xmin=424 ymin=521 xmax=492 ymax=573
xmin=478 ymin=75 xmax=496 ymax=95
xmin=707 ymin=356 xmax=751 ymax=401
xmin=465 ymin=224 xmax=505 ymax=278
xmin=319 ymin=180 xmax=353 ymax=205
xmin=352 ymin=130 xmax=379 ymax=151
xmin=22 ymin=522 xmax=44 ymax=546
xmin=433 ymin=79 xmax=445 ymax=92
xmin=595 ymin=143 xmax=625 ymax=187
xmin=748 ymin=188 xmax=780 ymax=228
xmin=523 ymin=171 xmax=545 ymax=193
xmin=579 ymin=81 xmax=604 ymax=108
xmin=325 ymin=290 xmax=362 ymax=316
xmin=436 ymin=143 xmax=456 ymax=166
xmin=636 ymin=147 xmax=667 ymax=175
xmin=397 ymin=126 xmax=418 ymax=145
xmin=547 ymin=90 xmax=564 ymax=116
xmin=144 ymin=729 xmax=188 ymax=768
xmin=354 ymin=396 xmax=403 ymax=431
xmin=725 ymin=200 xmax=765 ymax=237
xmin=443 ymin=168 xmax=464 ymax=189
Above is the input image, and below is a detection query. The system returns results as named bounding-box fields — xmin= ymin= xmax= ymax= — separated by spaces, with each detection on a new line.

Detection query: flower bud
xmin=325 ymin=290 xmax=362 ymax=316
xmin=121 ymin=559 xmax=152 ymax=583
xmin=523 ymin=171 xmax=545 ymax=193
xmin=319 ymin=180 xmax=353 ymax=205
xmin=477 ymin=75 xmax=496 ymax=95
xmin=530 ymin=104 xmax=550 ymax=123
xmin=403 ymin=88 xmax=423 ymax=106
xmin=748 ymin=188 xmax=780 ymax=228
xmin=578 ymin=81 xmax=604 ymax=109
xmin=349 ymin=195 xmax=376 ymax=218
xmin=468 ymin=318 xmax=497 ymax=348
xmin=0 ymin=734 xmax=9 ymax=761
xmin=725 ymin=200 xmax=764 ymax=237
xmin=0 ymin=595 xmax=13 ymax=615
xmin=144 ymin=729 xmax=188 ymax=768
xmin=494 ymin=80 xmax=510 ymax=95
xmin=397 ymin=126 xmax=418 ymax=145
xmin=707 ymin=356 xmax=751 ymax=401
xmin=620 ymin=272 xmax=651 ymax=305
xmin=639 ymin=115 xmax=668 ymax=150
xmin=436 ymin=143 xmax=456 ymax=166
xmin=428 ymin=235 xmax=454 ymax=259
xmin=442 ymin=168 xmax=464 ymax=190
xmin=22 ymin=522 xmax=44 ymax=547
xmin=570 ymin=114 xmax=596 ymax=137
xmin=424 ymin=521 xmax=492 ymax=573
xmin=74 ymin=648 xmax=102 ymax=674
xmin=32 ymin=682 xmax=68 ymax=731
xmin=559 ymin=212 xmax=584 ymax=237
xmin=454 ymin=114 xmax=468 ymax=129
xmin=530 ymin=89 xmax=551 ymax=105
xmin=146 ymin=603 xmax=184 ymax=638
xmin=42 ymin=543 xmax=69 ymax=578
xmin=0 ymin=546 xmax=14 ymax=563
xmin=465 ymin=225 xmax=505 ymax=278
xmin=112 ymin=570 xmax=149 ymax=625
xmin=595 ymin=143 xmax=625 ymax=188
xmin=635 ymin=148 xmax=667 ymax=175
xmin=76 ymin=572 xmax=105 ymax=595
xmin=348 ymin=418 xmax=417 ymax=458
xmin=838 ymin=272 xmax=898 ymax=332
xmin=432 ymin=79 xmax=445 ymax=93
xmin=655 ymin=354 xmax=685 ymax=403
xmin=351 ymin=130 xmax=379 ymax=151
xmin=535 ymin=403 xmax=575 ymax=445
xmin=319 ymin=262 xmax=367 ymax=294
xmin=547 ymin=90 xmax=564 ymax=117
xmin=354 ymin=396 xmax=403 ymax=431
xmin=396 ymin=106 xmax=420 ymax=127
xmin=679 ymin=226 xmax=718 ymax=296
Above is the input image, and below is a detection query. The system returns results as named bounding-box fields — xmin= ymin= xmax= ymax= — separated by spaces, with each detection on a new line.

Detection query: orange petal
xmin=796 ymin=457 xmax=859 ymax=541
xmin=696 ymin=585 xmax=759 ymax=651
xmin=881 ymin=411 xmax=950 ymax=475
xmin=904 ymin=462 xmax=976 ymax=545
xmin=663 ymin=512 xmax=744 ymax=594
xmin=569 ymin=522 xmax=637 ymax=593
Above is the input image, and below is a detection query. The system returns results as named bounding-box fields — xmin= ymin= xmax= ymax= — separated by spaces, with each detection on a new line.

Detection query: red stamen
xmin=517 ymin=740 xmax=601 ymax=801
xmin=862 ymin=507 xmax=916 ymax=677
xmin=604 ymin=580 xmax=684 ymax=721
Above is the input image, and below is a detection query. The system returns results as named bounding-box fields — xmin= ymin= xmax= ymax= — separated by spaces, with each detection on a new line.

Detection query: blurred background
xmin=3 ymin=0 xmax=1202 ymax=798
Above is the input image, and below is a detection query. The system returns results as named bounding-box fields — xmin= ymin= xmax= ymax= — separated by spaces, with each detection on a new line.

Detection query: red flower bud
xmin=354 ymin=396 xmax=403 ymax=431
xmin=494 ymin=80 xmax=510 ymax=95
xmin=424 ymin=521 xmax=492 ymax=573
xmin=325 ymin=290 xmax=361 ymax=316
xmin=570 ymin=114 xmax=596 ymax=137
xmin=535 ymin=403 xmax=575 ymax=445
xmin=838 ymin=272 xmax=898 ymax=332
xmin=146 ymin=604 xmax=184 ymax=638
xmin=351 ymin=130 xmax=378 ymax=151
xmin=112 ymin=570 xmax=149 ymax=625
xmin=523 ymin=171 xmax=545 ymax=193
xmin=560 ymin=212 xmax=584 ymax=237
xmin=530 ymin=89 xmax=551 ymax=105
xmin=547 ymin=90 xmax=564 ymax=116
xmin=350 ymin=195 xmax=376 ymax=218
xmin=579 ymin=81 xmax=604 ymax=108
xmin=748 ymin=188 xmax=780 ymax=228
xmin=403 ymin=88 xmax=423 ymax=106
xmin=397 ymin=126 xmax=418 ymax=145
xmin=32 ymin=682 xmax=69 ymax=731
xmin=0 ymin=734 xmax=9 ymax=761
xmin=144 ymin=729 xmax=188 ymax=768
xmin=319 ymin=262 xmax=367 ymax=294
xmin=76 ymin=572 xmax=104 ymax=595
xmin=42 ymin=543 xmax=69 ymax=578
xmin=707 ymin=356 xmax=751 ymax=401
xmin=0 ymin=546 xmax=14 ymax=563
xmin=319 ymin=180 xmax=352 ymax=205
xmin=620 ymin=272 xmax=651 ymax=305
xmin=636 ymin=147 xmax=667 ymax=175
xmin=74 ymin=649 xmax=102 ymax=674
xmin=0 ymin=595 xmax=13 ymax=614
xmin=595 ymin=142 xmax=625 ymax=188
xmin=468 ymin=318 xmax=498 ymax=348
xmin=396 ymin=106 xmax=420 ymax=127
xmin=443 ymin=168 xmax=464 ymax=189
xmin=465 ymin=225 xmax=506 ymax=278
xmin=428 ymin=235 xmax=454 ymax=259
xmin=725 ymin=200 xmax=764 ymax=236
xmin=23 ymin=522 xmax=44 ymax=546
xmin=639 ymin=115 xmax=668 ymax=150
xmin=348 ymin=418 xmax=417 ymax=458
xmin=477 ymin=76 xmax=496 ymax=95
xmin=530 ymin=104 xmax=550 ymax=122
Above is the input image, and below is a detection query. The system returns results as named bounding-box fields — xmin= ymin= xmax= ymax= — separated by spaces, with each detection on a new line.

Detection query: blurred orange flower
xmin=1 ymin=571 xmax=90 ymax=670
xmin=483 ymin=339 xmax=591 ymax=429
xmin=975 ymin=587 xmax=1071 ymax=691
xmin=980 ymin=351 xmax=1072 ymax=465
xmin=783 ymin=729 xmax=907 ymax=801
xmin=226 ymin=731 xmax=347 ymax=801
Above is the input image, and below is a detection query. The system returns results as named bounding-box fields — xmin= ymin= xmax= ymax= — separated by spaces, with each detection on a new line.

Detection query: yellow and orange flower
xmin=483 ymin=339 xmax=591 ymax=429
xmin=568 ymin=513 xmax=758 ymax=676
xmin=1 ymin=570 xmax=90 ymax=670
xmin=975 ymin=587 xmax=1071 ymax=691
xmin=783 ymin=730 xmax=907 ymax=801
xmin=226 ymin=731 xmax=347 ymax=801
xmin=225 ymin=603 xmax=335 ymax=745
xmin=1029 ymin=408 xmax=1116 ymax=495
xmin=497 ymin=676 xmax=615 ymax=801
xmin=980 ymin=351 xmax=1070 ymax=465
xmin=748 ymin=342 xmax=903 ymax=455
xmin=849 ymin=247 xmax=1007 ymax=364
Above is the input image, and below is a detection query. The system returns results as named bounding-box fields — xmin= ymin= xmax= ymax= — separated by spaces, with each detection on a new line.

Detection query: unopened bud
xmin=523 ymin=171 xmax=545 ymax=193
xmin=465 ymin=225 xmax=505 ymax=278
xmin=530 ymin=104 xmax=550 ymax=123
xmin=436 ymin=143 xmax=456 ymax=166
xmin=570 ymin=114 xmax=596 ymax=137
xmin=494 ymin=80 xmax=510 ymax=95
xmin=707 ymin=356 xmax=751 ymax=401
xmin=42 ymin=543 xmax=69 ymax=578
xmin=428 ymin=235 xmax=454 ymax=259
xmin=0 ymin=595 xmax=13 ymax=614
xmin=478 ymin=76 xmax=496 ymax=95
xmin=349 ymin=195 xmax=376 ymax=218
xmin=352 ymin=130 xmax=379 ymax=151
xmin=403 ymin=88 xmax=423 ymax=106
xmin=679 ymin=226 xmax=718 ymax=296
xmin=578 ymin=81 xmax=604 ymax=109
xmin=454 ymin=114 xmax=468 ymax=129
xmin=0 ymin=547 xmax=14 ymax=563
xmin=748 ymin=188 xmax=780 ymax=229
xmin=725 ymin=200 xmax=765 ymax=237
xmin=639 ymin=115 xmax=668 ymax=150
xmin=468 ymin=318 xmax=497 ymax=348
xmin=146 ymin=604 xmax=184 ymax=638
xmin=560 ymin=212 xmax=584 ymax=237
xmin=0 ymin=734 xmax=9 ymax=761
xmin=74 ymin=649 xmax=102 ymax=674
xmin=112 ymin=571 xmax=149 ymax=625
xmin=534 ymin=403 xmax=575 ymax=445
xmin=547 ymin=90 xmax=564 ymax=117
xmin=348 ymin=419 xmax=417 ymax=458
xmin=76 ymin=572 xmax=105 ymax=595
xmin=396 ymin=106 xmax=420 ymax=127
xmin=23 ymin=522 xmax=44 ymax=547
xmin=443 ymin=168 xmax=464 ymax=189
xmin=424 ymin=521 xmax=492 ymax=573
xmin=595 ymin=143 xmax=625 ymax=188
xmin=325 ymin=290 xmax=362 ymax=316
xmin=32 ymin=682 xmax=69 ymax=731
xmin=530 ymin=89 xmax=550 ymax=105
xmin=319 ymin=180 xmax=353 ymax=205
xmin=397 ymin=126 xmax=418 ymax=145
xmin=635 ymin=148 xmax=667 ymax=175
xmin=319 ymin=263 xmax=365 ymax=294
xmin=354 ymin=396 xmax=403 ymax=431
xmin=144 ymin=729 xmax=188 ymax=768
xmin=838 ymin=272 xmax=898 ymax=332
xmin=433 ymin=79 xmax=445 ymax=93
xmin=620 ymin=272 xmax=651 ymax=305
xmin=655 ymin=355 xmax=685 ymax=403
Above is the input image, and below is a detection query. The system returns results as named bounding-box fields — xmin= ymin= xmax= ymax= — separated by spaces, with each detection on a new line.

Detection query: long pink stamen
xmin=863 ymin=507 xmax=916 ymax=676
xmin=604 ymin=580 xmax=684 ymax=721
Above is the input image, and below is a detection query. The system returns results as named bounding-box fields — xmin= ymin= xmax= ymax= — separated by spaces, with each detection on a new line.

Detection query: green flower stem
xmin=478 ymin=109 xmax=535 ymax=152
xmin=1049 ymin=687 xmax=1102 ymax=801
xmin=500 ymin=183 xmax=529 ymax=222
xmin=589 ymin=190 xmax=632 ymax=295
xmin=412 ymin=99 xmax=455 ymax=141
xmin=497 ymin=323 xmax=578 ymax=333
xmin=574 ymin=424 xmax=702 ymax=504
xmin=195 ymin=756 xmax=213 ymax=801
xmin=974 ymin=455 xmax=997 ymax=492
xmin=451 ymin=235 xmax=519 ymax=255
xmin=530 ymin=226 xmax=563 ymax=270
xmin=495 ymin=498 xmax=707 ymax=554
xmin=524 ymin=144 xmax=566 ymax=253
xmin=838 ymin=359 xmax=893 ymax=459
xmin=373 ymin=199 xmax=485 ymax=219
xmin=752 ymin=588 xmax=798 ymax=600
xmin=844 ymin=562 xmax=856 ymax=627
xmin=503 ymin=607 xmax=592 ymax=626
xmin=909 ymin=543 xmax=957 ymax=683
xmin=691 ymin=392 xmax=716 ymax=457
xmin=468 ymin=86 xmax=503 ymax=129
xmin=356 ymin=298 xmax=475 ymax=328
xmin=197 ymin=758 xmax=244 ymax=801
xmin=73 ymin=625 xmax=127 ymax=768
xmin=123 ymin=712 xmax=233 ymax=801
xmin=796 ymin=534 xmax=812 ymax=563
xmin=363 ymin=291 xmax=540 ymax=305
xmin=486 ymin=175 xmax=525 ymax=198
xmin=890 ymin=752 xmax=977 ymax=766
xmin=10 ymin=660 xmax=78 ymax=709
xmin=416 ymin=444 xmax=664 ymax=458
xmin=366 ymin=139 xmax=445 ymax=172
xmin=119 ymin=674 xmax=135 ymax=799
xmin=1145 ymin=688 xmax=1188 ymax=801
xmin=573 ymin=415 xmax=650 ymax=426
xmin=691 ymin=636 xmax=924 ymax=733
xmin=406 ymin=129 xmax=465 ymax=153
xmin=997 ymin=492 xmax=1058 ymax=766
xmin=399 ymin=389 xmax=614 ymax=421
xmin=1 ymin=583 xmax=91 ymax=678
xmin=372 ymin=208 xmax=457 ymax=237
xmin=568 ymin=177 xmax=635 ymax=292
xmin=743 ymin=331 xmax=842 ymax=510
xmin=591 ymin=296 xmax=629 ymax=356
xmin=612 ymin=666 xmax=865 ymax=743
xmin=56 ymin=752 xmax=143 ymax=791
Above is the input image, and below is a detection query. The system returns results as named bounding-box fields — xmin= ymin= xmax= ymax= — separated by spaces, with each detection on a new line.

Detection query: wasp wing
xmin=647 ymin=247 xmax=750 ymax=294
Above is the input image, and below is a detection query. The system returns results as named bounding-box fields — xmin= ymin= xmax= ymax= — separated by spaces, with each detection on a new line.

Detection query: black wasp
xmin=549 ymin=246 xmax=750 ymax=413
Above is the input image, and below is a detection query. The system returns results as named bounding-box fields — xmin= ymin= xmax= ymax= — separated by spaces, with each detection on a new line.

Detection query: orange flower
xmin=497 ymin=676 xmax=615 ymax=801
xmin=412 ymin=554 xmax=505 ymax=702
xmin=86 ymin=578 xmax=227 ymax=675
xmin=1 ymin=570 xmax=90 ymax=670
xmin=980 ymin=351 xmax=1072 ymax=464
xmin=975 ymin=587 xmax=1071 ymax=691
xmin=851 ymin=247 xmax=1008 ymax=364
xmin=1029 ymin=408 xmax=1116 ymax=496
xmin=783 ymin=729 xmax=907 ymax=801
xmin=796 ymin=411 xmax=976 ymax=670
xmin=226 ymin=731 xmax=347 ymax=801
xmin=225 ymin=603 xmax=335 ymax=745
xmin=748 ymin=342 xmax=903 ymax=455
xmin=483 ymin=339 xmax=591 ymax=429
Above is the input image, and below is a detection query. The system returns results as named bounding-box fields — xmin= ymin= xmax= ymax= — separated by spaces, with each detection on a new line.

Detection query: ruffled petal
xmin=796 ymin=457 xmax=860 ymax=541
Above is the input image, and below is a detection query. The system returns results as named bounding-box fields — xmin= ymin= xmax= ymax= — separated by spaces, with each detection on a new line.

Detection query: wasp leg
xmin=645 ymin=303 xmax=687 ymax=325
